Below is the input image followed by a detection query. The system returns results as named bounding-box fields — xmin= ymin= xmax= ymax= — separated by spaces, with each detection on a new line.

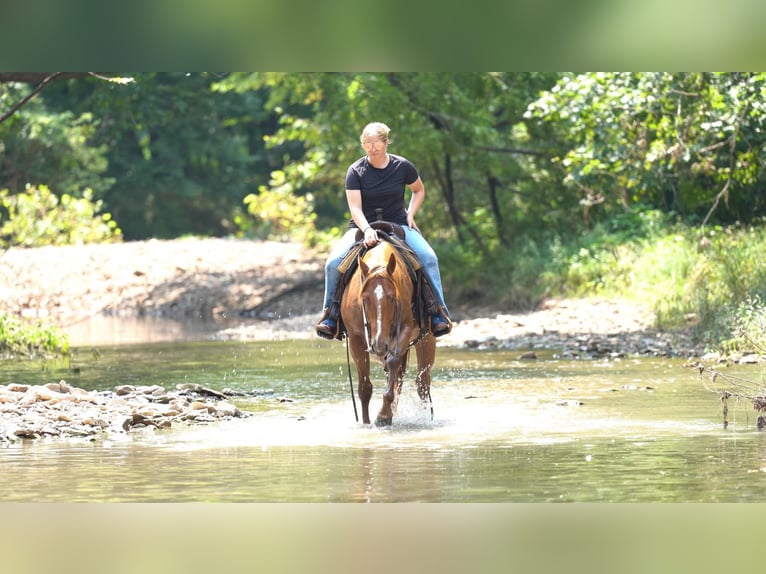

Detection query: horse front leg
xmin=349 ymin=335 xmax=373 ymax=424
xmin=414 ymin=336 xmax=436 ymax=420
xmin=389 ymin=349 xmax=409 ymax=417
xmin=376 ymin=352 xmax=405 ymax=427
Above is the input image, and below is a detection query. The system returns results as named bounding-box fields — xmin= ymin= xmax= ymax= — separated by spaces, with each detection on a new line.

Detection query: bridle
xmin=359 ymin=269 xmax=403 ymax=355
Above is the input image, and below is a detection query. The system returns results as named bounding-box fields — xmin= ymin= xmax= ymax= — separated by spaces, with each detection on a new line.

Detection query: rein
xmin=345 ymin=336 xmax=359 ymax=422
xmin=359 ymin=264 xmax=421 ymax=356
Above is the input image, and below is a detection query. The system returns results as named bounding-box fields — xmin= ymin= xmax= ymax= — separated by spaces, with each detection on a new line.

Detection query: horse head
xmin=358 ymin=250 xmax=401 ymax=359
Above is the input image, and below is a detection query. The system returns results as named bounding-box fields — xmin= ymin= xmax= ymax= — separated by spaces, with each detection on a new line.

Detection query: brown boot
xmin=314 ymin=311 xmax=338 ymax=340
xmin=431 ymin=313 xmax=452 ymax=337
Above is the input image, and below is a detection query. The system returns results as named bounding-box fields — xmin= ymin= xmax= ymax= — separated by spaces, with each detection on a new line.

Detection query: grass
xmin=0 ymin=312 xmax=70 ymax=358
xmin=437 ymin=212 xmax=766 ymax=353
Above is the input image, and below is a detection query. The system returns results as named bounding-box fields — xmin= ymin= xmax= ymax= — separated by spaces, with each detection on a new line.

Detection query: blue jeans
xmin=322 ymin=227 xmax=450 ymax=316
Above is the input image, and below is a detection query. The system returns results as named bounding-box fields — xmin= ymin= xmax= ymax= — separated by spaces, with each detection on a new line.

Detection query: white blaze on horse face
xmin=373 ymin=283 xmax=385 ymax=345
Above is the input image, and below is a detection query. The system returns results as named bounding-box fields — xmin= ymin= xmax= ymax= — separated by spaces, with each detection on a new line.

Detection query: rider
xmin=315 ymin=121 xmax=452 ymax=339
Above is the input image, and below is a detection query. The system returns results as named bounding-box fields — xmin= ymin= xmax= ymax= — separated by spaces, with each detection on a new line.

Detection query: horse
xmin=340 ymin=239 xmax=436 ymax=426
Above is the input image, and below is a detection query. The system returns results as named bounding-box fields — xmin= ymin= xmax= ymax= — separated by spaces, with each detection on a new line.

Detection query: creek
xmin=0 ymin=317 xmax=764 ymax=502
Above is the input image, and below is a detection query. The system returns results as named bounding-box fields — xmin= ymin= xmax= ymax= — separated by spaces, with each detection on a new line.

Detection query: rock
xmin=0 ymin=380 xmax=252 ymax=442
xmin=137 ymin=385 xmax=166 ymax=396
xmin=556 ymin=399 xmax=584 ymax=407
xmin=213 ymin=402 xmax=242 ymax=418
xmin=51 ymin=380 xmax=73 ymax=393
xmin=19 ymin=386 xmax=62 ymax=404
xmin=177 ymin=383 xmax=226 ymax=399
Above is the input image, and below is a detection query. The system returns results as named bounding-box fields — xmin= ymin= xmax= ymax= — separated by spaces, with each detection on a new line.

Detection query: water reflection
xmin=5 ymin=431 xmax=766 ymax=502
xmin=1 ymin=328 xmax=766 ymax=501
xmin=62 ymin=315 xmax=230 ymax=346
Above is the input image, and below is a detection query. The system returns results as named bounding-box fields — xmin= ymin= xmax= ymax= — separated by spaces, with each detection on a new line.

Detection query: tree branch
xmin=0 ymin=72 xmax=93 ymax=83
xmin=700 ymin=98 xmax=749 ymax=230
xmin=472 ymin=144 xmax=546 ymax=157
xmin=0 ymin=72 xmax=131 ymax=123
xmin=700 ymin=178 xmax=731 ymax=230
xmin=0 ymin=72 xmax=64 ymax=123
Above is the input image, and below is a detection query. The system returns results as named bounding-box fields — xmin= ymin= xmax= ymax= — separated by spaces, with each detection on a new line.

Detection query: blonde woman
xmin=315 ymin=122 xmax=451 ymax=338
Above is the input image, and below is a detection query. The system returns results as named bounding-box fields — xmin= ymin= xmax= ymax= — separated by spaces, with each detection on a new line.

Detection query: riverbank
xmin=0 ymin=238 xmax=714 ymax=442
xmin=0 ymin=237 xmax=706 ymax=358
xmin=0 ymin=381 xmax=249 ymax=443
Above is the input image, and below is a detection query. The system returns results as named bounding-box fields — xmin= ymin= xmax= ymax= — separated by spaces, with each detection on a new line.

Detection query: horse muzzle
xmin=368 ymin=340 xmax=390 ymax=359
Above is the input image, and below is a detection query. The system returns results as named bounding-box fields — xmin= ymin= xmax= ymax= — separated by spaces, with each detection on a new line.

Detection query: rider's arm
xmin=406 ymin=177 xmax=425 ymax=231
xmin=346 ymin=188 xmax=378 ymax=246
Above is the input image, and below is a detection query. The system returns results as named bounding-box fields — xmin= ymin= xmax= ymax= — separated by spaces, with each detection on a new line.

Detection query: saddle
xmin=338 ymin=221 xmax=420 ymax=274
xmin=318 ymin=221 xmax=441 ymax=341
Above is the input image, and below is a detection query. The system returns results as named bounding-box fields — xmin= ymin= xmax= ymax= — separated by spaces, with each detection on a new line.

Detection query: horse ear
xmin=386 ymin=253 xmax=396 ymax=275
xmin=359 ymin=256 xmax=369 ymax=279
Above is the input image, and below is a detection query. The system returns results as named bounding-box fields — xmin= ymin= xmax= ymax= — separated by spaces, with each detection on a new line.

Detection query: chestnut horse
xmin=341 ymin=240 xmax=436 ymax=426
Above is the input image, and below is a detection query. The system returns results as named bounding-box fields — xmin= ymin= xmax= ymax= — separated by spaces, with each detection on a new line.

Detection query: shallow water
xmin=1 ymin=328 xmax=765 ymax=502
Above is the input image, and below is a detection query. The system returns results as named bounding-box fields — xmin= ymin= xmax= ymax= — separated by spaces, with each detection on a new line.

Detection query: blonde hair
xmin=360 ymin=122 xmax=391 ymax=145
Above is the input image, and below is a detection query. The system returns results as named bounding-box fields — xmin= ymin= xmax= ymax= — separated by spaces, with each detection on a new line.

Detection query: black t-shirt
xmin=344 ymin=154 xmax=419 ymax=227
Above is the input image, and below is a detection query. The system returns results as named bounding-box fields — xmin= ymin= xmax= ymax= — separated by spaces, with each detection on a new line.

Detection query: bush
xmin=437 ymin=209 xmax=766 ymax=353
xmin=0 ymin=312 xmax=69 ymax=358
xmin=237 ymin=175 xmax=317 ymax=244
xmin=0 ymin=184 xmax=122 ymax=248
xmin=670 ymin=224 xmax=766 ymax=347
xmin=724 ymin=295 xmax=766 ymax=354
xmin=436 ymin=209 xmax=673 ymax=311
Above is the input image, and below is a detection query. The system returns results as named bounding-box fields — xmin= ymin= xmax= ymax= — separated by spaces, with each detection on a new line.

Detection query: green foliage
xmin=0 ymin=311 xmax=69 ymax=358
xmin=0 ymin=83 xmax=112 ymax=201
xmin=543 ymin=209 xmax=668 ymax=294
xmin=40 ymin=72 xmax=291 ymax=240
xmin=439 ymin=208 xmax=671 ymax=310
xmin=0 ymin=184 xmax=122 ymax=247
xmin=437 ymin=209 xmax=766 ymax=354
xmin=723 ymin=295 xmax=766 ymax=354
xmin=217 ymin=72 xmax=564 ymax=248
xmin=8 ymin=72 xmax=766 ymax=354
xmin=239 ymin=174 xmax=317 ymax=243
xmin=538 ymin=217 xmax=766 ymax=351
xmin=658 ymin=223 xmax=766 ymax=346
xmin=527 ymin=72 xmax=766 ymax=225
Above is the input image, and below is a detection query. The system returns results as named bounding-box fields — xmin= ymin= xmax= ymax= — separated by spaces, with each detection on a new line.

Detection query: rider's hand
xmin=363 ymin=227 xmax=379 ymax=247
xmin=407 ymin=213 xmax=420 ymax=233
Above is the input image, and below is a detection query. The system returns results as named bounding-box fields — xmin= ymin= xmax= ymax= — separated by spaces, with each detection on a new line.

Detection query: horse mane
xmin=360 ymin=242 xmax=413 ymax=298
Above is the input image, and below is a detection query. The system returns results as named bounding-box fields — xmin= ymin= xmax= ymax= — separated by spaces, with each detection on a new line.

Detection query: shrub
xmin=0 ymin=184 xmax=122 ymax=248
xmin=0 ymin=312 xmax=69 ymax=358
xmin=238 ymin=175 xmax=317 ymax=244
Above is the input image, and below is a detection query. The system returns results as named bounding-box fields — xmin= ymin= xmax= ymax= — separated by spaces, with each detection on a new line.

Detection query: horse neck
xmin=363 ymin=242 xmax=393 ymax=269
xmin=364 ymin=243 xmax=412 ymax=299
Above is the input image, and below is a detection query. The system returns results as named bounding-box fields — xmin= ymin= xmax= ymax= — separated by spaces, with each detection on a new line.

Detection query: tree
xmin=526 ymin=72 xmax=766 ymax=226
xmin=0 ymin=81 xmax=113 ymax=200
xmin=215 ymin=72 xmax=562 ymax=251
xmin=0 ymin=73 xmax=130 ymax=123
xmin=13 ymin=73 xmax=289 ymax=239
